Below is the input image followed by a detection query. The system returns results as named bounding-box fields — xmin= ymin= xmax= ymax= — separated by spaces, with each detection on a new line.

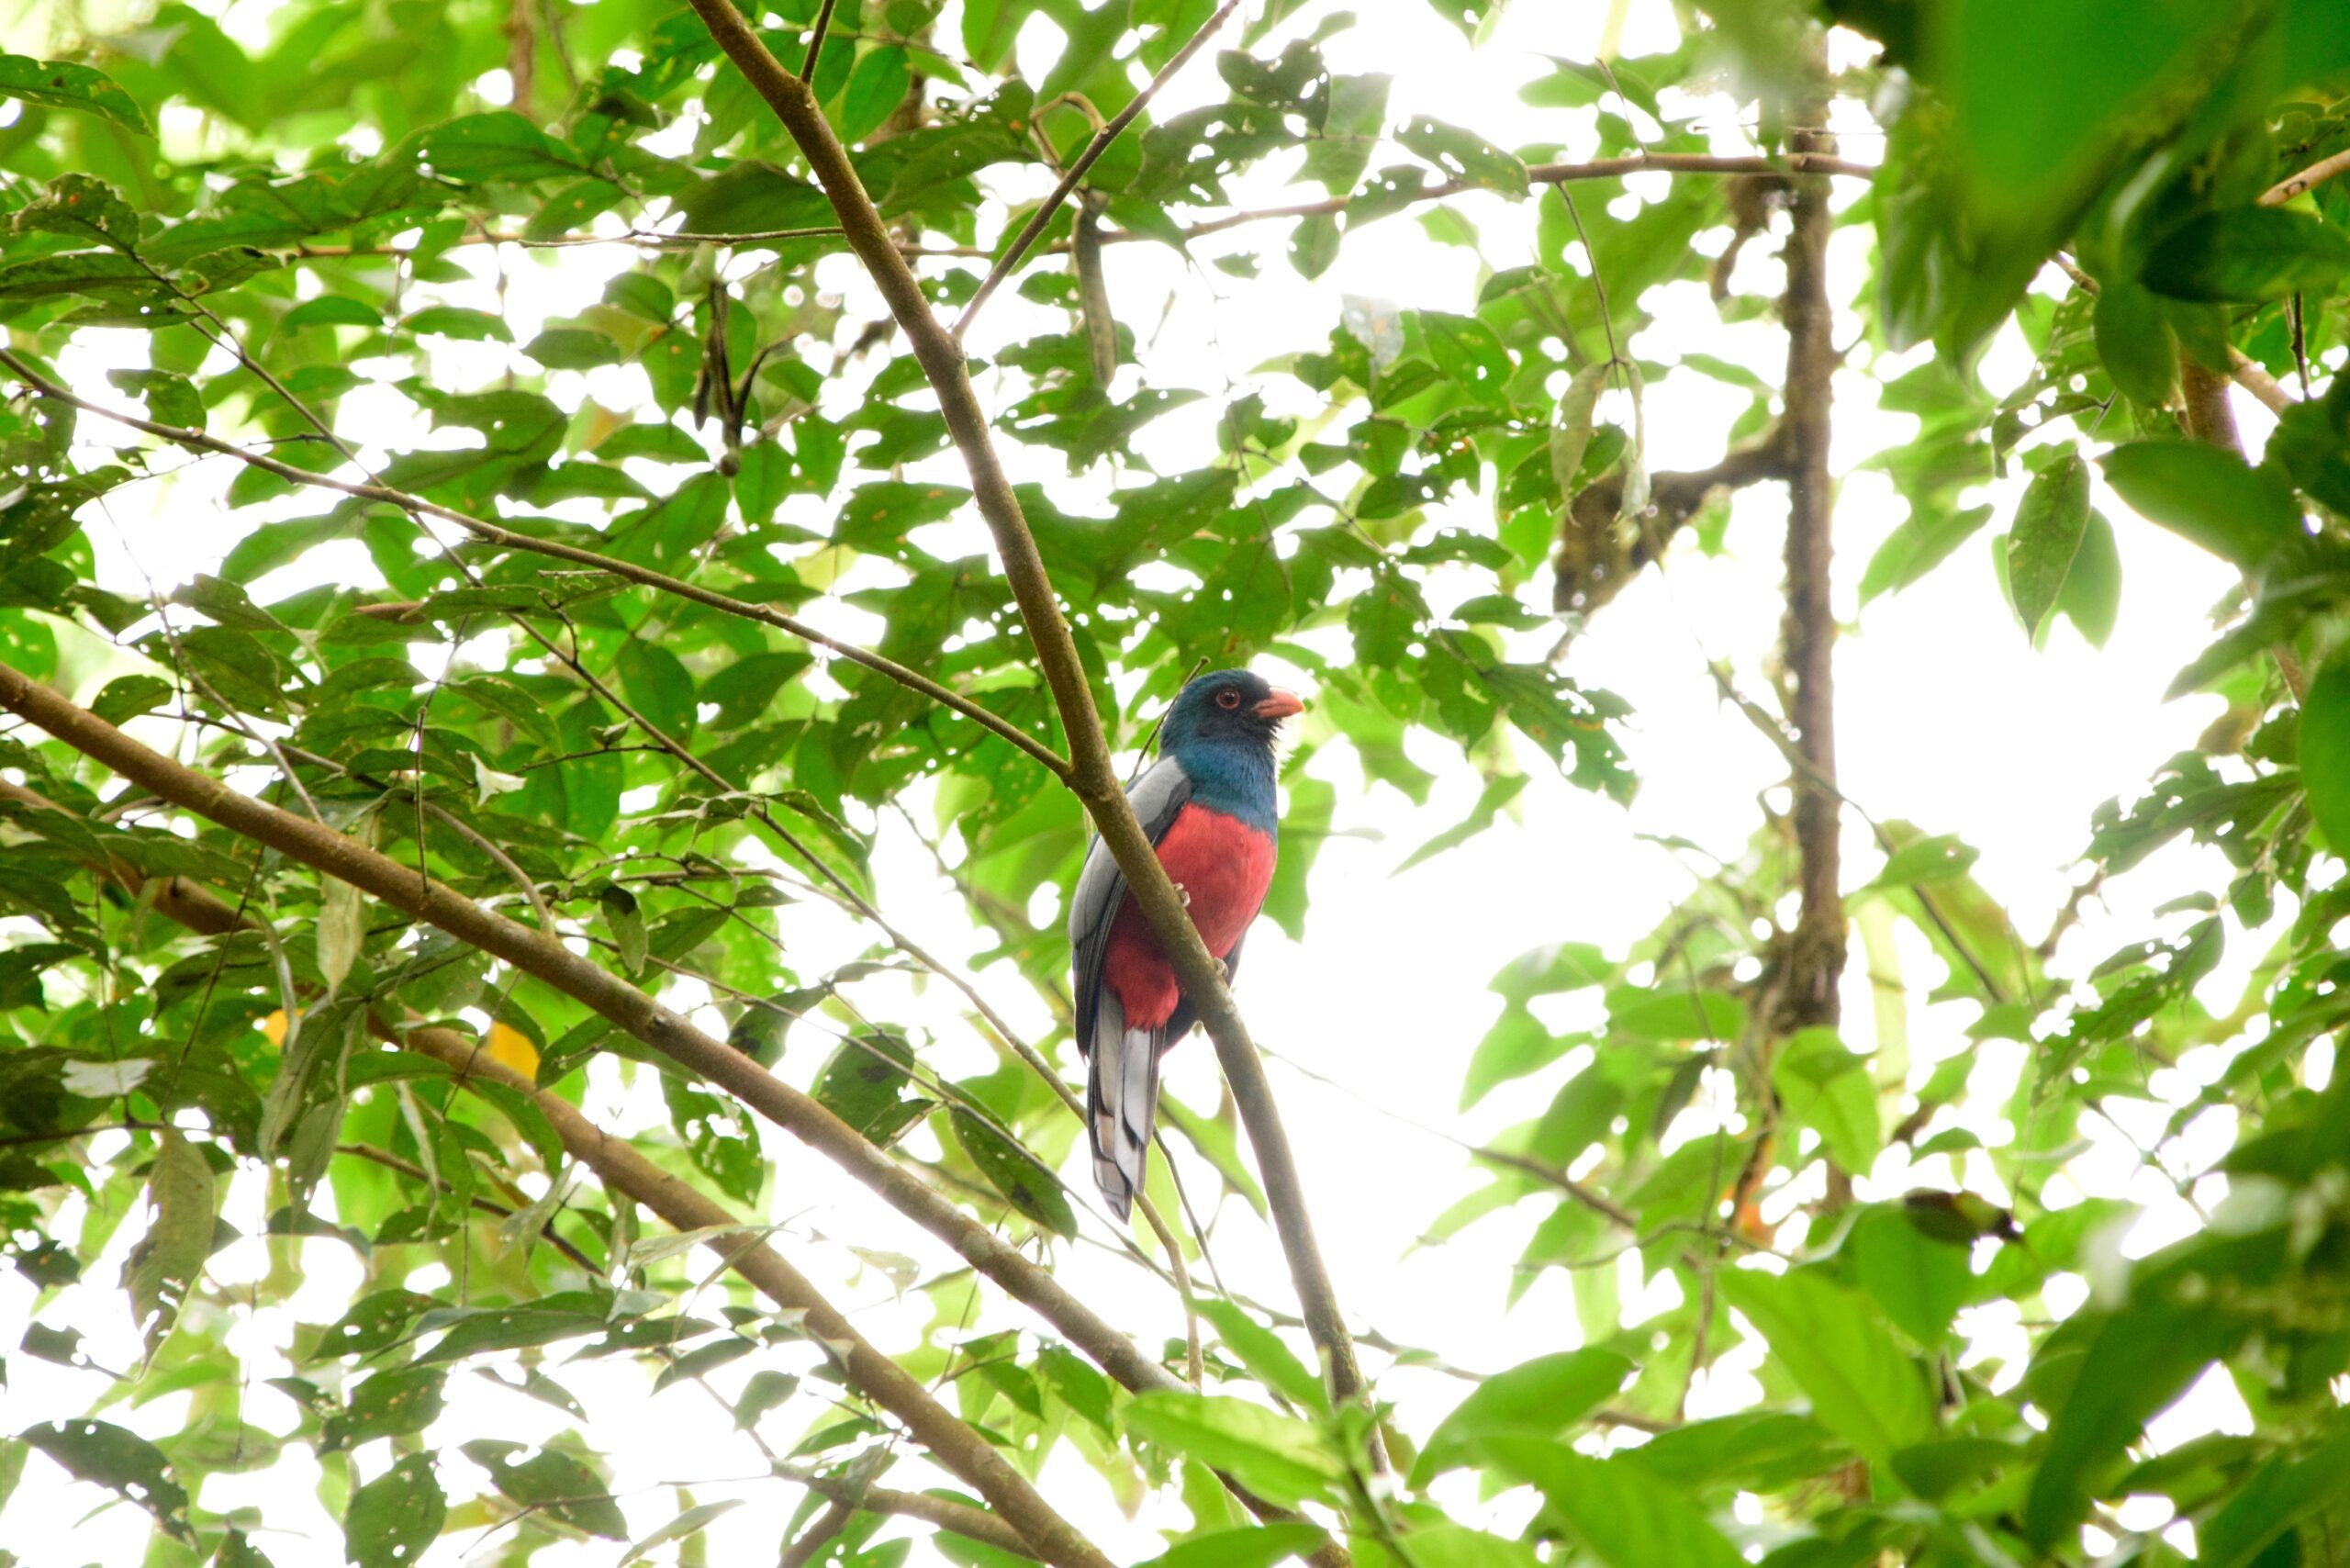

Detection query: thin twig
xmin=953 ymin=0 xmax=1245 ymax=336
xmin=0 ymin=350 xmax=1068 ymax=780
xmin=334 ymin=1142 xmax=598 ymax=1271
xmin=800 ymin=0 xmax=842 ymax=79
xmin=2260 ymin=146 xmax=2350 ymax=207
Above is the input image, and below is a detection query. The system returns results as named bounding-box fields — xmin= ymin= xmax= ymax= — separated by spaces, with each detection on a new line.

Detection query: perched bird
xmin=1069 ymin=668 xmax=1304 ymax=1218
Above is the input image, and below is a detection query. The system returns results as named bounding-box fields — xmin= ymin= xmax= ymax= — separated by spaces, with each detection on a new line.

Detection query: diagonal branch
xmin=778 ymin=1464 xmax=1035 ymax=1559
xmin=0 ymin=772 xmax=1100 ymax=1568
xmin=953 ymin=0 xmax=1244 ymax=336
xmin=0 ymin=349 xmax=1069 ymax=781
xmin=0 ymin=666 xmax=1176 ymax=1402
xmin=682 ymin=0 xmax=1380 ymax=1446
xmin=0 ymin=677 xmax=1338 ymax=1555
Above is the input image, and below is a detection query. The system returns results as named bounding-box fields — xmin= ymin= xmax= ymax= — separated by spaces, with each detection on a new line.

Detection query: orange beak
xmin=1252 ymin=689 xmax=1304 ymax=721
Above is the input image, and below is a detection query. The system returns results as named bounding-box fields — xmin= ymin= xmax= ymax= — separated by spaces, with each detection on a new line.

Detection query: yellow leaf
xmin=487 ymin=1021 xmax=538 ymax=1079
xmin=261 ymin=1010 xmax=287 ymax=1047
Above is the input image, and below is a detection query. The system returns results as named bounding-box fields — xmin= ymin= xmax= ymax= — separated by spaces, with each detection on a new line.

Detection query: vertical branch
xmin=505 ymin=0 xmax=536 ymax=117
xmin=1729 ymin=102 xmax=1846 ymax=1242
xmin=1771 ymin=133 xmax=1843 ymax=1041
xmin=2178 ymin=358 xmax=2242 ymax=452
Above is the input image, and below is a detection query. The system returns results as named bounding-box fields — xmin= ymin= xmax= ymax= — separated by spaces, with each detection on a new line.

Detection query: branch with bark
xmin=0 ymin=662 xmax=1129 ymax=1568
xmin=1552 ymin=437 xmax=1792 ymax=620
xmin=0 ymin=769 xmax=1100 ymax=1562
xmin=679 ymin=0 xmax=1379 ymax=1440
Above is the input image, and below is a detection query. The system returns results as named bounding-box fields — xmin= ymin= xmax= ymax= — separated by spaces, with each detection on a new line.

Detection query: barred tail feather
xmin=1086 ymin=990 xmax=1161 ymax=1220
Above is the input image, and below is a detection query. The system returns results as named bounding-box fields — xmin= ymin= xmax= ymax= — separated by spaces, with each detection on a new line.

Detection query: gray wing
xmin=1069 ymin=755 xmax=1192 ymax=1060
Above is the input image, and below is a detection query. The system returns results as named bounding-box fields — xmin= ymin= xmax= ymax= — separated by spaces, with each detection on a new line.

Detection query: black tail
xmin=1084 ymin=988 xmax=1161 ymax=1220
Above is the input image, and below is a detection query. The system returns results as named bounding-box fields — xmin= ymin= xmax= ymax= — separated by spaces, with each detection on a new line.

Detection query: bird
xmin=1069 ymin=668 xmax=1304 ymax=1219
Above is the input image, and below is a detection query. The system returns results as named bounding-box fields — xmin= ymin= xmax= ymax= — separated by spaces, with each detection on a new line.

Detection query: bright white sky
xmin=0 ymin=0 xmax=2282 ymax=1562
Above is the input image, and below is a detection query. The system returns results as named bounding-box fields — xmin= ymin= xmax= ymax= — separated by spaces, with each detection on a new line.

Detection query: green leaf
xmin=674 ymin=162 xmax=835 ymax=236
xmin=2195 ymin=1422 xmax=2350 ymax=1568
xmin=18 ymin=174 xmax=140 ymax=248
xmin=2299 ymin=646 xmax=2350 ymax=854
xmin=2091 ymin=275 xmax=2177 ymax=405
xmin=2005 ymin=453 xmax=2090 ymax=640
xmin=1717 ymin=1267 xmax=1933 ymax=1478
xmin=525 ymin=328 xmax=623 ymax=369
xmin=809 ymin=1033 xmax=924 ymax=1144
xmin=949 ymin=1106 xmax=1077 ymax=1237
xmin=1481 ymin=1438 xmax=1744 ymax=1568
xmin=403 ymin=306 xmax=513 ymax=342
xmin=322 ymin=1368 xmax=447 ymax=1451
xmin=2099 ymin=442 xmax=2303 ymax=570
xmin=1390 ymin=1525 xmax=1540 ymax=1568
xmin=414 ymin=1304 xmax=610 ymax=1364
xmin=415 ymin=113 xmax=583 ymax=184
xmin=1195 ymin=1298 xmax=1327 ymax=1413
xmin=1846 ymin=1204 xmax=1973 ymax=1347
xmin=1263 ymin=773 xmax=1333 ymax=938
xmin=599 ymin=884 xmax=648 ymax=978
xmin=1605 ymin=985 xmax=1743 ymax=1039
xmin=283 ymin=296 xmax=381 ymax=330
xmin=1771 ymin=1028 xmax=1879 ymax=1174
xmin=1289 ymin=213 xmax=1340 ymax=279
xmin=0 ymin=54 xmax=152 ymax=135
xmin=841 ymin=46 xmax=912 ymax=143
xmin=2022 ymin=1285 xmax=2248 ymax=1546
xmin=91 ymin=674 xmax=173 ymax=725
xmin=1859 ymin=505 xmax=1992 ymax=601
xmin=1493 ymin=940 xmax=1607 ymax=1005
xmin=1408 ymin=1348 xmax=1632 ymax=1485
xmin=616 ymin=639 xmax=698 ymax=740
xmin=1123 ymin=1392 xmax=1345 ymax=1507
xmin=19 ymin=1419 xmax=192 ymax=1540
xmin=124 ymin=1128 xmax=218 ymax=1355
xmin=617 ymin=1500 xmax=744 ymax=1567
xmin=344 ymin=1452 xmax=444 ymax=1568
xmin=2141 ymin=207 xmax=2350 ymax=304
xmin=1133 ymin=1524 xmax=1330 ymax=1568
xmin=2056 ymin=507 xmax=2121 ymax=648
xmin=318 ymin=869 xmax=362 ymax=994
xmin=0 ymin=252 xmax=169 ymax=301
xmin=460 ymin=1440 xmax=626 ymax=1538
xmin=1395 ymin=116 xmax=1528 ymax=196
xmin=1460 ymin=1004 xmax=1569 ymax=1108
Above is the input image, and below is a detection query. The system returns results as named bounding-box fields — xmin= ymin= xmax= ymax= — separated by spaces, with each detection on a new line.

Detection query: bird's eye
xmin=1215 ymin=690 xmax=1241 ymax=710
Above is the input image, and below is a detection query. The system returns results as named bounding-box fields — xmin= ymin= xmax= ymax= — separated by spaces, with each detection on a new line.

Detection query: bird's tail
xmin=1085 ymin=991 xmax=1161 ymax=1222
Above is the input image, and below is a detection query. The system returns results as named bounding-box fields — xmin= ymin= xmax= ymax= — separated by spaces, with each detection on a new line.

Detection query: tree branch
xmin=777 ymin=1465 xmax=1036 ymax=1559
xmin=1164 ymin=151 xmax=1871 ymax=245
xmin=0 ymin=666 xmax=1180 ymax=1445
xmin=0 ymin=747 xmax=1108 ymax=1568
xmin=780 ymin=1500 xmax=856 ymax=1567
xmin=1552 ymin=437 xmax=1791 ymax=620
xmin=681 ymin=0 xmax=1380 ymax=1444
xmin=953 ymin=0 xmax=1244 ymax=335
xmin=800 ymin=0 xmax=842 ymax=79
xmin=1769 ymin=143 xmax=1843 ymax=1041
xmin=0 ymin=349 xmax=1069 ymax=781
xmin=2260 ymin=145 xmax=2350 ymax=207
